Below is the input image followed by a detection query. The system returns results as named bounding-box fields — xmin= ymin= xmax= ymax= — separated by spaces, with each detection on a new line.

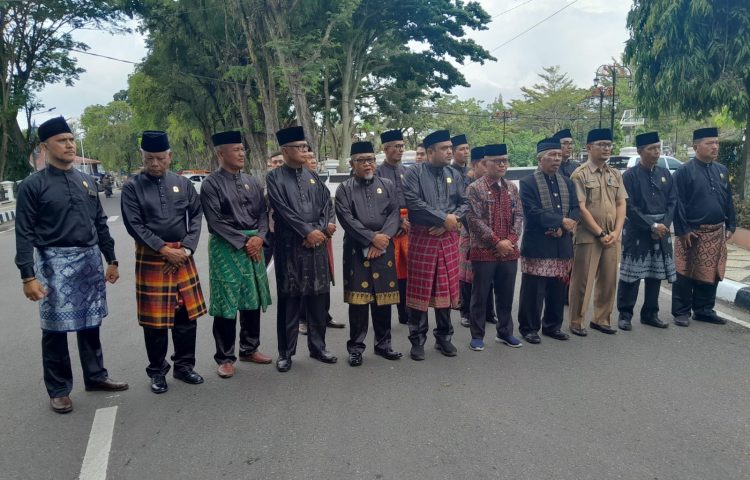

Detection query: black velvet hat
xmin=553 ymin=128 xmax=572 ymax=140
xmin=211 ymin=130 xmax=242 ymax=146
xmin=537 ymin=138 xmax=561 ymax=154
xmin=484 ymin=144 xmax=507 ymax=156
xmin=423 ymin=130 xmax=451 ymax=148
xmin=586 ymin=128 xmax=613 ymax=143
xmin=693 ymin=127 xmax=718 ymax=141
xmin=38 ymin=116 xmax=72 ymax=142
xmin=140 ymin=131 xmax=170 ymax=152
xmin=275 ymin=126 xmax=305 ymax=146
xmin=470 ymin=146 xmax=485 ymax=162
xmin=380 ymin=129 xmax=403 ymax=144
xmin=635 ymin=131 xmax=660 ymax=148
xmin=351 ymin=141 xmax=375 ymax=155
xmin=451 ymin=134 xmax=468 ymax=147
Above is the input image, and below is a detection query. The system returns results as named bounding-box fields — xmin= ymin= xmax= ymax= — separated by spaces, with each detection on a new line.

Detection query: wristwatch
xmin=108 ymin=260 xmax=119 ymax=267
xmin=184 ymin=248 xmax=192 ymax=256
xmin=651 ymin=223 xmax=659 ymax=231
xmin=597 ymin=231 xmax=607 ymax=238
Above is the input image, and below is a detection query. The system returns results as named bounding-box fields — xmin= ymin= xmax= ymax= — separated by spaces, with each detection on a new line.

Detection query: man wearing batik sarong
xmin=336 ymin=141 xmax=403 ymax=367
xmin=15 ymin=116 xmax=128 ymax=414
xmin=375 ymin=129 xmax=410 ymax=324
xmin=201 ymin=131 xmax=272 ymax=379
xmin=517 ymin=139 xmax=579 ymax=345
xmin=617 ymin=132 xmax=677 ymax=331
xmin=121 ymin=131 xmax=207 ymax=394
xmin=403 ymin=129 xmax=468 ymax=360
xmin=267 ymin=126 xmax=337 ymax=372
xmin=672 ymin=127 xmax=736 ymax=327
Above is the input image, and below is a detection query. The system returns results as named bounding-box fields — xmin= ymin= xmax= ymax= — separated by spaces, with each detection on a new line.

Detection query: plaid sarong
xmin=36 ymin=245 xmax=107 ymax=332
xmin=406 ymin=225 xmax=460 ymax=312
xmin=208 ymin=231 xmax=271 ymax=318
xmin=458 ymin=226 xmax=473 ymax=283
xmin=136 ymin=242 xmax=206 ymax=328
xmin=393 ymin=208 xmax=409 ymax=280
xmin=675 ymin=223 xmax=727 ymax=284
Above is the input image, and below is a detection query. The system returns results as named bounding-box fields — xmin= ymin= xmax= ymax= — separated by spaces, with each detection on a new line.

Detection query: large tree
xmin=79 ymin=99 xmax=140 ymax=174
xmin=624 ymin=0 xmax=750 ymax=197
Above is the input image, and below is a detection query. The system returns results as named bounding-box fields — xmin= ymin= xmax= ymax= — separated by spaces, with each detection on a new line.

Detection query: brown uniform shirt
xmin=571 ymin=160 xmax=628 ymax=244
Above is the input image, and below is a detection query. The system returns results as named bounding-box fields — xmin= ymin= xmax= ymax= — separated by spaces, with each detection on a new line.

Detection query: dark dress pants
xmin=143 ymin=307 xmax=197 ymax=377
xmin=277 ymin=293 xmax=328 ymax=359
xmin=518 ymin=273 xmax=566 ymax=335
xmin=396 ymin=279 xmax=408 ymax=323
xmin=407 ymin=307 xmax=454 ymax=346
xmin=617 ymin=277 xmax=661 ymax=321
xmin=672 ymin=273 xmax=719 ymax=318
xmin=470 ymin=260 xmax=517 ymax=340
xmin=41 ymin=327 xmax=109 ymax=398
xmin=460 ymin=280 xmax=497 ymax=322
xmin=347 ymin=303 xmax=392 ymax=354
xmin=213 ymin=309 xmax=261 ymax=365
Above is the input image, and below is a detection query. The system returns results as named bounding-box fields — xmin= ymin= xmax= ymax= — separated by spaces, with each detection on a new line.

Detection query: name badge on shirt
xmin=661 ymin=176 xmax=667 ymax=183
xmin=446 ymin=177 xmax=452 ymax=184
xmin=244 ymin=183 xmax=250 ymax=190
xmin=720 ymin=173 xmax=724 ymax=180
xmin=376 ymin=187 xmax=383 ymax=194
xmin=310 ymin=179 xmax=316 ymax=184
xmin=173 ymin=186 xmax=180 ymax=193
xmin=82 ymin=180 xmax=89 ymax=188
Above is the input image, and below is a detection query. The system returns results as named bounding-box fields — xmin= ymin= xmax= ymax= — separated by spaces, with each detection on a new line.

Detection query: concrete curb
xmin=0 ymin=207 xmax=15 ymax=224
xmin=716 ymin=278 xmax=750 ymax=310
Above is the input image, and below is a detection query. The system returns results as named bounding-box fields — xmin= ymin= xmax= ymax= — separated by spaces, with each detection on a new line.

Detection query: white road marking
xmin=266 ymin=258 xmax=274 ymax=274
xmin=79 ymin=406 xmax=118 ymax=480
xmin=106 ymin=216 xmax=119 ymax=223
xmin=660 ymin=287 xmax=750 ymax=329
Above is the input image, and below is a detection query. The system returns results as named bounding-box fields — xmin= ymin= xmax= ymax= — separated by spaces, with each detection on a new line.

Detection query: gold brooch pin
xmin=82 ymin=180 xmax=89 ymax=188
xmin=376 ymin=187 xmax=383 ymax=194
xmin=173 ymin=186 xmax=180 ymax=192
xmin=661 ymin=176 xmax=666 ymax=183
xmin=310 ymin=178 xmax=316 ymax=184
xmin=446 ymin=177 xmax=452 ymax=184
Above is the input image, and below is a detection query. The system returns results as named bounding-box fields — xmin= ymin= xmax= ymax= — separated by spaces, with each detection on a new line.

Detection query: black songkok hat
xmin=380 ymin=129 xmax=403 ymax=144
xmin=470 ymin=146 xmax=485 ymax=162
xmin=212 ymin=130 xmax=242 ymax=146
xmin=484 ymin=144 xmax=507 ymax=156
xmin=586 ymin=128 xmax=613 ymax=143
xmin=537 ymin=138 xmax=561 ymax=154
xmin=553 ymin=128 xmax=573 ymax=140
xmin=451 ymin=134 xmax=468 ymax=147
xmin=693 ymin=127 xmax=718 ymax=141
xmin=38 ymin=116 xmax=72 ymax=142
xmin=423 ymin=130 xmax=451 ymax=148
xmin=275 ymin=126 xmax=305 ymax=146
xmin=635 ymin=131 xmax=660 ymax=148
xmin=351 ymin=141 xmax=375 ymax=156
xmin=140 ymin=130 xmax=170 ymax=152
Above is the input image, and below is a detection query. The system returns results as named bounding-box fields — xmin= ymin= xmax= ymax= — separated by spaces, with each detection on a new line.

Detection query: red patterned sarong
xmin=393 ymin=209 xmax=409 ymax=280
xmin=406 ymin=225 xmax=460 ymax=312
xmin=674 ymin=223 xmax=727 ymax=284
xmin=458 ymin=227 xmax=472 ymax=283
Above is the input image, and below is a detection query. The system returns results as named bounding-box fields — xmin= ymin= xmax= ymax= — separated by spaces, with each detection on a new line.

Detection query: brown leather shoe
xmin=50 ymin=396 xmax=73 ymax=414
xmin=239 ymin=351 xmax=272 ymax=364
xmin=217 ymin=362 xmax=235 ymax=378
xmin=85 ymin=378 xmax=129 ymax=392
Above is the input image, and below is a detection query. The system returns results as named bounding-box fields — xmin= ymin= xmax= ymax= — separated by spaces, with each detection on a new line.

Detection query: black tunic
xmin=403 ymin=163 xmax=469 ymax=227
xmin=15 ymin=165 xmax=116 ymax=279
xmin=559 ymin=159 xmax=581 ymax=178
xmin=621 ymin=164 xmax=677 ymax=255
xmin=121 ymin=171 xmax=202 ymax=252
xmin=200 ymin=168 xmax=269 ymax=250
xmin=673 ymin=158 xmax=736 ymax=236
xmin=375 ymin=161 xmax=407 ymax=209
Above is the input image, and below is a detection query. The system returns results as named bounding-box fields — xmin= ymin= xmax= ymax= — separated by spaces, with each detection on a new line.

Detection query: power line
xmin=489 ymin=0 xmax=579 ymax=53
xmin=491 ymin=0 xmax=536 ymax=18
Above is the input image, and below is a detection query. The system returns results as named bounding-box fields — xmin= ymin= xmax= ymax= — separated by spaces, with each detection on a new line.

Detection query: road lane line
xmin=79 ymin=406 xmax=118 ymax=480
xmin=660 ymin=287 xmax=750 ymax=329
xmin=266 ymin=258 xmax=274 ymax=274
xmin=106 ymin=216 xmax=119 ymax=223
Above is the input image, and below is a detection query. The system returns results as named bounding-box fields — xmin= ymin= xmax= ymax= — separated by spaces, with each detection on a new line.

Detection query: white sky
xmin=24 ymin=0 xmax=632 ymax=127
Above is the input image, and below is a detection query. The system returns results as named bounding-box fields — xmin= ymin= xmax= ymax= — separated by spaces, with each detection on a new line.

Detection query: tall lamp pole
xmin=593 ymin=63 xmax=632 ymax=133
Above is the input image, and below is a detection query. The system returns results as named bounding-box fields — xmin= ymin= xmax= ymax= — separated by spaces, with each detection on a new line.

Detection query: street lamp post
xmin=593 ymin=63 xmax=632 ymax=133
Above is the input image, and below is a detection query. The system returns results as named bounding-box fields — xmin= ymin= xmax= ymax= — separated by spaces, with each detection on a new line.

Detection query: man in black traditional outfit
xmin=267 ymin=126 xmax=337 ymax=372
xmin=450 ymin=134 xmax=470 ymax=181
xmin=335 ymin=141 xmax=403 ymax=366
xmin=121 ymin=131 xmax=207 ymax=393
xmin=617 ymin=132 xmax=676 ymax=331
xmin=552 ymin=128 xmax=580 ymax=178
xmin=15 ymin=116 xmax=128 ymax=413
xmin=672 ymin=127 xmax=736 ymax=327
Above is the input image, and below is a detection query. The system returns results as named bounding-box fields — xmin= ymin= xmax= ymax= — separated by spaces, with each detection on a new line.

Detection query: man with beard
xmin=335 ymin=141 xmax=403 ymax=366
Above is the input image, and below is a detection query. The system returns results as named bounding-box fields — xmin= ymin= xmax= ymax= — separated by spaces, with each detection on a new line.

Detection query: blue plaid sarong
xmin=35 ymin=246 xmax=108 ymax=332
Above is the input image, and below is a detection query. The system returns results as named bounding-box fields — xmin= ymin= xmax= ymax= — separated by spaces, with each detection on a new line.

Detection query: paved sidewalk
xmin=717 ymin=242 xmax=750 ymax=309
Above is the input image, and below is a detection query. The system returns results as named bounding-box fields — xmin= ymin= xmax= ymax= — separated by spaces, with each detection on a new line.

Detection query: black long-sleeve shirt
xmin=622 ymin=164 xmax=677 ymax=232
xmin=200 ymin=168 xmax=269 ymax=250
xmin=403 ymin=162 xmax=468 ymax=227
xmin=266 ymin=164 xmax=333 ymax=239
xmin=375 ymin=161 xmax=407 ymax=209
xmin=15 ymin=165 xmax=116 ymax=279
xmin=121 ymin=171 xmax=202 ymax=253
xmin=335 ymin=176 xmax=400 ymax=248
xmin=673 ymin=158 xmax=736 ymax=236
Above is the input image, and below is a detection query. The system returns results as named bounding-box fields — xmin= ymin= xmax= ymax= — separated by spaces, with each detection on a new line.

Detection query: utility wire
xmin=489 ymin=0 xmax=579 ymax=53
xmin=491 ymin=0 xmax=536 ymax=18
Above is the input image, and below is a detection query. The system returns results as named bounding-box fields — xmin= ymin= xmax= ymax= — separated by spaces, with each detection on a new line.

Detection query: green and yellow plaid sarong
xmin=208 ymin=230 xmax=272 ymax=318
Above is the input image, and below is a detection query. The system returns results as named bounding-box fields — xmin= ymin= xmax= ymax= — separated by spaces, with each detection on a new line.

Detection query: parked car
xmin=626 ymin=155 xmax=684 ymax=174
xmin=182 ymin=173 xmax=207 ymax=193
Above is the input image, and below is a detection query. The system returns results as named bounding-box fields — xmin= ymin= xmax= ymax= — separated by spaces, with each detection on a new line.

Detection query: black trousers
xmin=470 ymin=260 xmax=517 ymax=339
xmin=277 ymin=293 xmax=329 ymax=358
xmin=41 ymin=327 xmax=108 ymax=398
xmin=297 ymin=294 xmax=334 ymax=325
xmin=460 ymin=280 xmax=496 ymax=321
xmin=347 ymin=303 xmax=392 ymax=354
xmin=213 ymin=309 xmax=261 ymax=365
xmin=263 ymin=232 xmax=274 ymax=266
xmin=672 ymin=273 xmax=718 ymax=318
xmin=407 ymin=307 xmax=454 ymax=346
xmin=617 ymin=277 xmax=661 ymax=321
xmin=518 ymin=273 xmax=566 ymax=335
xmin=396 ymin=279 xmax=408 ymax=323
xmin=143 ymin=307 xmax=197 ymax=377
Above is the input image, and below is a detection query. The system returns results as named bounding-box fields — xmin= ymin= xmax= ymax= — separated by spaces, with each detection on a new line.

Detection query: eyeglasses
xmin=386 ymin=144 xmax=405 ymax=150
xmin=284 ymin=143 xmax=311 ymax=152
xmin=353 ymin=157 xmax=377 ymax=165
xmin=486 ymin=157 xmax=509 ymax=165
xmin=560 ymin=141 xmax=574 ymax=147
xmin=593 ymin=142 xmax=613 ymax=149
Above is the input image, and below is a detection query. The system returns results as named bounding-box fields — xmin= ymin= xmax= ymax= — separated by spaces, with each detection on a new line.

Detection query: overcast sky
xmin=24 ymin=0 xmax=632 ymax=127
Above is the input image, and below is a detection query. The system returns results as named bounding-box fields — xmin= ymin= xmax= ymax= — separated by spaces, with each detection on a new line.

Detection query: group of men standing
xmin=15 ymin=115 xmax=736 ymax=413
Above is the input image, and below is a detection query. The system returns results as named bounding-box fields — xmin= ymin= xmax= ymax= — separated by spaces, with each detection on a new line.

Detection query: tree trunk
xmin=743 ymin=110 xmax=750 ymax=204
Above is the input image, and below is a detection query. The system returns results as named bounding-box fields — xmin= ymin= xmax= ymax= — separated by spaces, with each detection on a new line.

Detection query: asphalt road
xmin=1 ymin=193 xmax=749 ymax=480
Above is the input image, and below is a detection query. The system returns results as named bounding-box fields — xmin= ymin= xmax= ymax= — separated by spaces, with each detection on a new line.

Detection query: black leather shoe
xmin=522 ymin=332 xmax=541 ymax=344
xmin=590 ymin=322 xmax=617 ymax=334
xmin=310 ymin=350 xmax=338 ymax=364
xmin=398 ymin=316 xmax=408 ymax=325
xmin=618 ymin=317 xmax=632 ymax=331
xmin=542 ymin=329 xmax=569 ymax=341
xmin=173 ymin=370 xmax=204 ymax=385
xmin=348 ymin=352 xmax=363 ymax=367
xmin=326 ymin=319 xmax=346 ymax=329
xmin=570 ymin=326 xmax=588 ymax=337
xmin=673 ymin=315 xmax=690 ymax=327
xmin=460 ymin=317 xmax=470 ymax=327
xmin=410 ymin=344 xmax=425 ymax=361
xmin=693 ymin=314 xmax=727 ymax=325
xmin=150 ymin=375 xmax=168 ymax=394
xmin=276 ymin=358 xmax=292 ymax=372
xmin=641 ymin=316 xmax=669 ymax=328
xmin=85 ymin=378 xmax=129 ymax=392
xmin=374 ymin=349 xmax=403 ymax=360
xmin=435 ymin=340 xmax=457 ymax=357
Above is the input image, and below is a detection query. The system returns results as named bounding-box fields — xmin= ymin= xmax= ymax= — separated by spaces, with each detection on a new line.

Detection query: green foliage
xmin=79 ymin=100 xmax=140 ymax=174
